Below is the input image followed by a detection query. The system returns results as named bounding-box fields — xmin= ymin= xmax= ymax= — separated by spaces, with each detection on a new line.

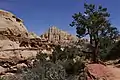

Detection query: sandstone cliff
xmin=0 ymin=10 xmax=28 ymax=39
xmin=0 ymin=10 xmax=38 ymax=75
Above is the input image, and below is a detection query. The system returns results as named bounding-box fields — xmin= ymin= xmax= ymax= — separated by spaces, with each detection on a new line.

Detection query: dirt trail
xmin=107 ymin=65 xmax=120 ymax=80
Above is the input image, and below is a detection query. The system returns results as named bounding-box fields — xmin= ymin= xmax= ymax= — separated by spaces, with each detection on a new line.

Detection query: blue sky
xmin=0 ymin=0 xmax=120 ymax=35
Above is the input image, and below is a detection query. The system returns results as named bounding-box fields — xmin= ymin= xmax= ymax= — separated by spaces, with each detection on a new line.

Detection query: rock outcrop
xmin=0 ymin=10 xmax=38 ymax=75
xmin=0 ymin=10 xmax=28 ymax=39
xmin=0 ymin=10 xmax=38 ymax=63
xmin=40 ymin=26 xmax=79 ymax=45
xmin=87 ymin=64 xmax=114 ymax=80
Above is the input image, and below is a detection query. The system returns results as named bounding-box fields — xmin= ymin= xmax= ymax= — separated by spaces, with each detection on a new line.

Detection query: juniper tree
xmin=70 ymin=3 xmax=119 ymax=62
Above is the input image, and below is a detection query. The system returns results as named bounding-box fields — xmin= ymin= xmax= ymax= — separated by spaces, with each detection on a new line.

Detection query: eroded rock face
xmin=0 ymin=10 xmax=28 ymax=39
xmin=0 ymin=40 xmax=38 ymax=62
xmin=40 ymin=26 xmax=79 ymax=45
xmin=0 ymin=10 xmax=39 ymax=75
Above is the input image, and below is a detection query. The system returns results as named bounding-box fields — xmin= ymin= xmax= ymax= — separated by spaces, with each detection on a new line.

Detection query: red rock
xmin=87 ymin=64 xmax=112 ymax=80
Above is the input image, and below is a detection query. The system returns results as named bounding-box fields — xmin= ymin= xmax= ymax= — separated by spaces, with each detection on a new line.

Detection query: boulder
xmin=87 ymin=64 xmax=112 ymax=80
xmin=41 ymin=49 xmax=53 ymax=55
xmin=0 ymin=66 xmax=7 ymax=74
xmin=16 ymin=63 xmax=27 ymax=69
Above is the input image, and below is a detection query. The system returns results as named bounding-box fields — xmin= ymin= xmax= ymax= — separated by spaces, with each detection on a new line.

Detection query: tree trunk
xmin=90 ymin=34 xmax=93 ymax=45
xmin=88 ymin=28 xmax=93 ymax=45
xmin=93 ymin=39 xmax=99 ymax=63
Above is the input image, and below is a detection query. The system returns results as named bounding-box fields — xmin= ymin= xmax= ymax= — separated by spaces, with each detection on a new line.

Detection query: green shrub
xmin=0 ymin=77 xmax=5 ymax=80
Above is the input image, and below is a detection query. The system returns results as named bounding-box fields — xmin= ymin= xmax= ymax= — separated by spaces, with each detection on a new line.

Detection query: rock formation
xmin=0 ymin=10 xmax=89 ymax=76
xmin=0 ymin=10 xmax=38 ymax=75
xmin=0 ymin=10 xmax=28 ymax=39
xmin=0 ymin=10 xmax=38 ymax=62
xmin=40 ymin=26 xmax=79 ymax=45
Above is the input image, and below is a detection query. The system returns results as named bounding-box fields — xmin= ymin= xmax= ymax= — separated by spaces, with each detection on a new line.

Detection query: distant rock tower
xmin=40 ymin=26 xmax=79 ymax=45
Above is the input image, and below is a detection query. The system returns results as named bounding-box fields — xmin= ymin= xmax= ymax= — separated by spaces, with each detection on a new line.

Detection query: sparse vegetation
xmin=4 ymin=45 xmax=88 ymax=80
xmin=21 ymin=45 xmax=87 ymax=80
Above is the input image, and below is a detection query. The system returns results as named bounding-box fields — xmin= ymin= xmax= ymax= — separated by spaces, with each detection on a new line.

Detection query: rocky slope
xmin=0 ymin=10 xmax=84 ymax=76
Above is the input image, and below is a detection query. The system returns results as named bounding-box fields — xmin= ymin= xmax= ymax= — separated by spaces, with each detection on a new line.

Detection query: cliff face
xmin=40 ymin=26 xmax=79 ymax=45
xmin=0 ymin=10 xmax=38 ymax=75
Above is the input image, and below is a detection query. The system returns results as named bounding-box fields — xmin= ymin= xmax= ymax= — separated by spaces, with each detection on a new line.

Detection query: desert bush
xmin=105 ymin=41 xmax=120 ymax=60
xmin=0 ymin=77 xmax=5 ymax=80
xmin=19 ymin=45 xmax=87 ymax=80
